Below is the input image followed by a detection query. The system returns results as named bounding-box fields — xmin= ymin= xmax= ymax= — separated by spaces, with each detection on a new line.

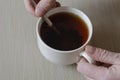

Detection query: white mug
xmin=36 ymin=7 xmax=94 ymax=65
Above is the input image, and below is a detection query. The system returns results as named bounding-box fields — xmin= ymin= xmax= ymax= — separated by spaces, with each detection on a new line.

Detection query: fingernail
xmin=35 ymin=7 xmax=45 ymax=17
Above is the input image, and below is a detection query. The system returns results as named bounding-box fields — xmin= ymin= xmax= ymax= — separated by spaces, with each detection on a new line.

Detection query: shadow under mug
xmin=36 ymin=7 xmax=94 ymax=65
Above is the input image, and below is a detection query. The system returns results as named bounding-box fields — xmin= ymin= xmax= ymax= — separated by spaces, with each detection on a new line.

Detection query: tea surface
xmin=40 ymin=12 xmax=88 ymax=51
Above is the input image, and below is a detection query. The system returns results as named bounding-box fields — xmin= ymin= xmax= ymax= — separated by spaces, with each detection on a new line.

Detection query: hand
xmin=24 ymin=0 xmax=60 ymax=17
xmin=77 ymin=45 xmax=120 ymax=80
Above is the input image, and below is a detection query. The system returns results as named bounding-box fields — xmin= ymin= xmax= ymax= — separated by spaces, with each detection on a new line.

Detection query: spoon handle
xmin=31 ymin=0 xmax=53 ymax=26
xmin=42 ymin=15 xmax=53 ymax=26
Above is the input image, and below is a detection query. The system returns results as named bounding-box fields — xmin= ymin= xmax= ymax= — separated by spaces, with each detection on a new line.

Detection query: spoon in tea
xmin=42 ymin=15 xmax=61 ymax=35
xmin=32 ymin=0 xmax=61 ymax=35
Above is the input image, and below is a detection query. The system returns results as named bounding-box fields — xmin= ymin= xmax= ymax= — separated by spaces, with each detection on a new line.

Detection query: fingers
xmin=85 ymin=45 xmax=120 ymax=65
xmin=24 ymin=0 xmax=36 ymax=15
xmin=77 ymin=46 xmax=120 ymax=80
xmin=35 ymin=0 xmax=56 ymax=17
xmin=77 ymin=58 xmax=108 ymax=80
xmin=24 ymin=0 xmax=61 ymax=17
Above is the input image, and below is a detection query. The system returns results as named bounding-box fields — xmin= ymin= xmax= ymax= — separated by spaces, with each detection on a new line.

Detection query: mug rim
xmin=36 ymin=6 xmax=93 ymax=53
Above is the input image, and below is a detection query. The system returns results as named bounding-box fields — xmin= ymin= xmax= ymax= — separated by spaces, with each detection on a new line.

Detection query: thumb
xmin=86 ymin=45 xmax=120 ymax=65
xmin=35 ymin=0 xmax=56 ymax=17
xmin=77 ymin=58 xmax=108 ymax=80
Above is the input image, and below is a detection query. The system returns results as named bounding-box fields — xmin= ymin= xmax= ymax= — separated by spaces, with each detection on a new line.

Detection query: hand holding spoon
xmin=32 ymin=0 xmax=61 ymax=35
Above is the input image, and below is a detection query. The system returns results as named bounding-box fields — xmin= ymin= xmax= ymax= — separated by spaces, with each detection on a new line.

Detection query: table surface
xmin=0 ymin=0 xmax=120 ymax=80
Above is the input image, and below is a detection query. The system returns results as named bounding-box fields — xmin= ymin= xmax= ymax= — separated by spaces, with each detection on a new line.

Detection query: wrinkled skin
xmin=77 ymin=45 xmax=120 ymax=80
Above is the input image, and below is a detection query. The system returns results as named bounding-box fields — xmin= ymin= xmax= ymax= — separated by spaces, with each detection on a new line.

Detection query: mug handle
xmin=79 ymin=51 xmax=95 ymax=63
